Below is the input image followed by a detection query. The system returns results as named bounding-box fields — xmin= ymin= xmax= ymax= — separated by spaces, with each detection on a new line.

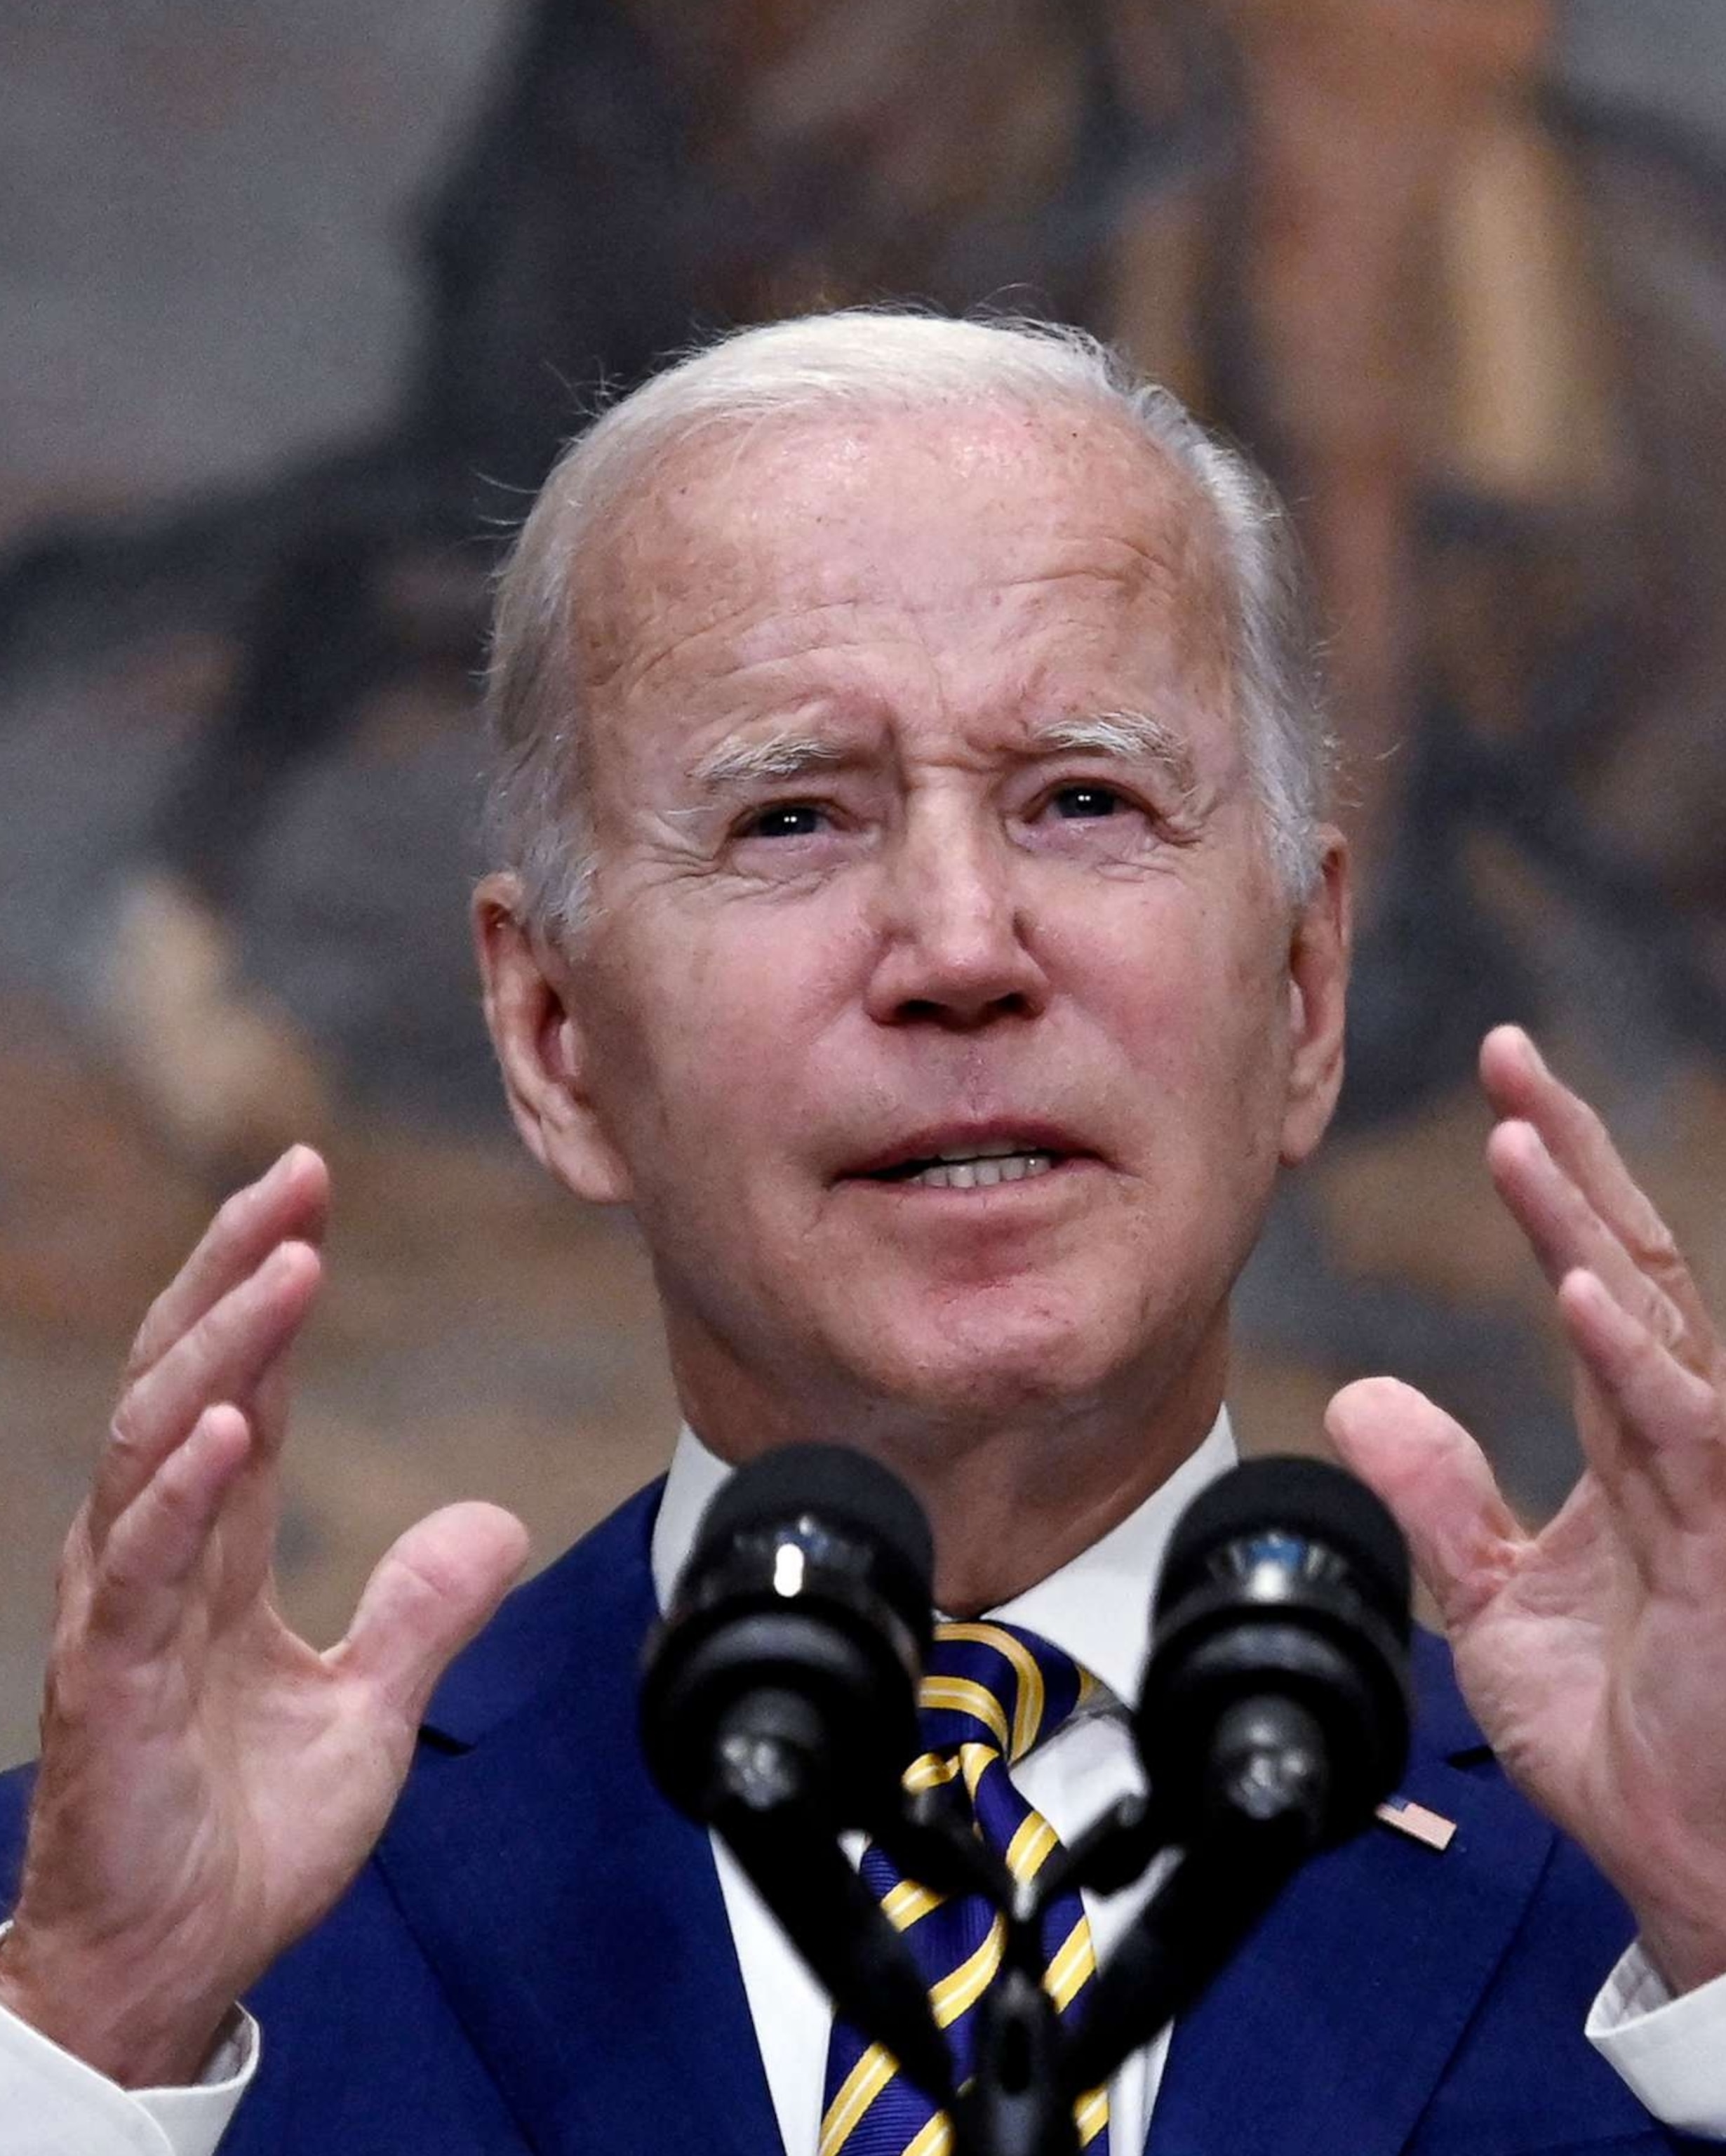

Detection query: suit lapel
xmin=375 ymin=1487 xmax=783 ymax=2156
xmin=1146 ymin=1632 xmax=1556 ymax=2156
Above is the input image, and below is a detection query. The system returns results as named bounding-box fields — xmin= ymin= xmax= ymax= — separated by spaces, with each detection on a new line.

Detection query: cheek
xmin=1082 ymin=900 xmax=1290 ymax=1129
xmin=596 ymin=912 xmax=847 ymax=1162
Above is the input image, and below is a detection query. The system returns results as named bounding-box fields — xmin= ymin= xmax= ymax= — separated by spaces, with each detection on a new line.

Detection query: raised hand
xmin=1327 ymin=1026 xmax=1726 ymax=1994
xmin=0 ymin=1147 xmax=528 ymax=2087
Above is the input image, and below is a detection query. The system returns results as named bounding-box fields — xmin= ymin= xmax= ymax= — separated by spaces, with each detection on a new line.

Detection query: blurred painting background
xmin=2 ymin=0 xmax=1725 ymax=1762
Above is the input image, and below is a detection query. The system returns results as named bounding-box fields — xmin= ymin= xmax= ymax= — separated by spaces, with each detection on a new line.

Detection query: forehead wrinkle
xmin=580 ymin=418 xmax=1218 ymax=692
xmin=614 ymin=552 xmax=1125 ymax=700
xmin=580 ymin=586 xmax=876 ymax=707
xmin=579 ymin=400 xmax=1240 ymax=796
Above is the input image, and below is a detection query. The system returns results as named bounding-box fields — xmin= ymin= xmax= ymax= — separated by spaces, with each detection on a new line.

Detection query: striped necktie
xmin=819 ymin=1620 xmax=1111 ymax=2156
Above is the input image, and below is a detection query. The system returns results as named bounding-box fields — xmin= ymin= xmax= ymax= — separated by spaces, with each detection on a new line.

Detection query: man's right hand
xmin=0 ymin=1147 xmax=528 ymax=2089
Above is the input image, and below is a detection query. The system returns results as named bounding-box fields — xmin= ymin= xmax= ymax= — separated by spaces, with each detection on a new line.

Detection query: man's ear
xmin=471 ymin=872 xmax=634 ymax=1204
xmin=1278 ymin=829 xmax=1351 ymax=1168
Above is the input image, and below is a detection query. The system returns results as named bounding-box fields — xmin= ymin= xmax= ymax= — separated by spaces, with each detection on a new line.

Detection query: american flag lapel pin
xmin=1376 ymin=1796 xmax=1458 ymax=1852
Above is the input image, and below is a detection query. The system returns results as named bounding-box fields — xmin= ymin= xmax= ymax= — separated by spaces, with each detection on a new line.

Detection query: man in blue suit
xmin=2 ymin=312 xmax=1725 ymax=2152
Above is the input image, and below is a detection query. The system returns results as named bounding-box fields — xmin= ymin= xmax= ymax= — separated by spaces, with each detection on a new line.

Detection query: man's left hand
xmin=1327 ymin=1024 xmax=1726 ymax=1995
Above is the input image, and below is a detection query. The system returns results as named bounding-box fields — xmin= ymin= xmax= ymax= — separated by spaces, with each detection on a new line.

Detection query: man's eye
xmin=745 ymin=801 xmax=827 ymax=839
xmin=1050 ymin=784 xmax=1124 ymax=820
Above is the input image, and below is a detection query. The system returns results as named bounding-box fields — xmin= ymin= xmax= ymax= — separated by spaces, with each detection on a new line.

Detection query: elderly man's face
xmin=489 ymin=399 xmax=1345 ymax=1450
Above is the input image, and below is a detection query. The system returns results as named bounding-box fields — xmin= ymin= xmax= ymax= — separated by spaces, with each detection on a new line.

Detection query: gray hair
xmin=483 ymin=310 xmax=1332 ymax=937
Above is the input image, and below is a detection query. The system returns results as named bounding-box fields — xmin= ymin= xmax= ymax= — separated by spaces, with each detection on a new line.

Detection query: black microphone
xmin=641 ymin=1444 xmax=959 ymax=2106
xmin=1135 ymin=1454 xmax=1412 ymax=1852
xmin=1060 ymin=1457 xmax=1414 ymax=2105
xmin=641 ymin=1442 xmax=934 ymax=1833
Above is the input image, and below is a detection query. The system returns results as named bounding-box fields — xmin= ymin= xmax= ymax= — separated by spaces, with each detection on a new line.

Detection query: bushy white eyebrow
xmin=1026 ymin=710 xmax=1196 ymax=794
xmin=688 ymin=707 xmax=1197 ymax=796
xmin=690 ymin=733 xmax=848 ymax=791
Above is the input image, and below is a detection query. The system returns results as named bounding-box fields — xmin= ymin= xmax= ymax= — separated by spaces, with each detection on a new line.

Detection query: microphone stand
xmin=1054 ymin=1696 xmax=1332 ymax=2115
xmin=716 ymin=1694 xmax=1334 ymax=2156
xmin=942 ymin=1790 xmax=1311 ymax=2156
xmin=704 ymin=1699 xmax=963 ymax=2112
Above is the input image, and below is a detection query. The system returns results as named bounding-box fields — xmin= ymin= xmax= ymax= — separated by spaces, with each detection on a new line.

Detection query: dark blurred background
xmin=2 ymin=0 xmax=1724 ymax=1762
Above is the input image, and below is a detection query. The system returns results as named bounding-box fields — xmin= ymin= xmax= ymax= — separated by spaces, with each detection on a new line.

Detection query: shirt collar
xmin=650 ymin=1413 xmax=1237 ymax=1710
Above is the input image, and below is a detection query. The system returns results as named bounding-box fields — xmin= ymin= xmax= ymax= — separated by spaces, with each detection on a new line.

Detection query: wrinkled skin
xmin=481 ymin=400 xmax=1349 ymax=1606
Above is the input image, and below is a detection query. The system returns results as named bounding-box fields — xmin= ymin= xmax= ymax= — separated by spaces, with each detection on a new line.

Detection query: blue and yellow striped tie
xmin=819 ymin=1621 xmax=1111 ymax=2156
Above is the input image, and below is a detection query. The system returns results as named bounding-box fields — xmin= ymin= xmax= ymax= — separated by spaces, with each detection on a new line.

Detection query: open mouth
xmin=858 ymin=1140 xmax=1066 ymax=1191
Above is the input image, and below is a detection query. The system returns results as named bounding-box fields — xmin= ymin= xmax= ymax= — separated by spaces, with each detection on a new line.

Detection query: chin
xmin=850 ymin=1294 xmax=1142 ymax=1423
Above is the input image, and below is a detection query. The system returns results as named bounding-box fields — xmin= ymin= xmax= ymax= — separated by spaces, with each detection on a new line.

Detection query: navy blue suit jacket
xmin=0 ymin=1482 xmax=1713 ymax=2152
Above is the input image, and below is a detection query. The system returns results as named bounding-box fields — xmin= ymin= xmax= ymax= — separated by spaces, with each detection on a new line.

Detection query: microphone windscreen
xmin=1156 ymin=1455 xmax=1410 ymax=1637
xmin=695 ymin=1442 xmax=936 ymax=1598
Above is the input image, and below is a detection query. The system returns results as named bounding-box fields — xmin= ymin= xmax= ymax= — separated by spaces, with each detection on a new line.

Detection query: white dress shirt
xmin=4 ymin=1415 xmax=1726 ymax=2152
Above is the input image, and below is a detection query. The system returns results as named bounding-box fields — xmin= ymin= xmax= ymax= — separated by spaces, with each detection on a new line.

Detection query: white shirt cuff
xmin=0 ymin=1990 xmax=256 ymax=2156
xmin=1588 ymin=1941 xmax=1726 ymax=2137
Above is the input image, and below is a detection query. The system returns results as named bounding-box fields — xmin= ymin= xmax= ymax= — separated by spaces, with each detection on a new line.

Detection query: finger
xmin=1480 ymin=1027 xmax=1717 ymax=1357
xmin=1325 ymin=1376 xmax=1524 ymax=1633
xmin=1486 ymin=1117 xmax=1686 ymax=1357
xmin=1559 ymin=1268 xmax=1726 ymax=1543
xmin=86 ymin=1406 xmax=254 ymax=1663
xmin=336 ymin=1504 xmax=530 ymax=1726
xmin=93 ymin=1240 xmax=322 ymax=1544
xmin=126 ymin=1147 xmax=330 ymax=1385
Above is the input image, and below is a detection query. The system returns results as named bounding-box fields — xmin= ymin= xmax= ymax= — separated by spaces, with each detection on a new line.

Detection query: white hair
xmin=483 ymin=310 xmax=1332 ymax=936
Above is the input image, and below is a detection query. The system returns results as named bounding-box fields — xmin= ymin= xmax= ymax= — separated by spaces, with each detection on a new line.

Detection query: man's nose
xmin=862 ymin=818 xmax=1050 ymax=1029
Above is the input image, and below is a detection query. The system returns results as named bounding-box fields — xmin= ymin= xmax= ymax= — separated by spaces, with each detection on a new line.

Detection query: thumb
xmin=339 ymin=1502 xmax=530 ymax=1724
xmin=1325 ymin=1376 xmax=1522 ymax=1633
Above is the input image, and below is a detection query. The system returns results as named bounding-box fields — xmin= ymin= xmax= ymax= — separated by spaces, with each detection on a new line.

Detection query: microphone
xmin=1135 ymin=1453 xmax=1412 ymax=1852
xmin=640 ymin=1442 xmax=934 ymax=1834
xmin=1059 ymin=1456 xmax=1414 ymax=2104
xmin=640 ymin=1444 xmax=959 ymax=2107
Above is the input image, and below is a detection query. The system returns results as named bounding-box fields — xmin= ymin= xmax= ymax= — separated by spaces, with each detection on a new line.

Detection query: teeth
xmin=910 ymin=1152 xmax=1055 ymax=1190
